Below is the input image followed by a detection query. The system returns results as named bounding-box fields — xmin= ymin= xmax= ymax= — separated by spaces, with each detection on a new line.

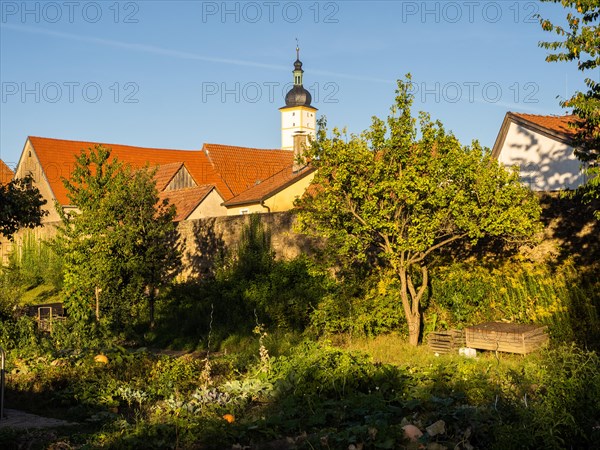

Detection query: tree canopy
xmin=539 ymin=0 xmax=599 ymax=156
xmin=297 ymin=76 xmax=541 ymax=345
xmin=0 ymin=176 xmax=47 ymax=240
xmin=539 ymin=0 xmax=599 ymax=217
xmin=52 ymin=145 xmax=181 ymax=335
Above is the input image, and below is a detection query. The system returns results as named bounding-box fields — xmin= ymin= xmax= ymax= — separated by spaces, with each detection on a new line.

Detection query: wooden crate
xmin=427 ymin=330 xmax=466 ymax=354
xmin=465 ymin=322 xmax=548 ymax=354
xmin=26 ymin=302 xmax=65 ymax=318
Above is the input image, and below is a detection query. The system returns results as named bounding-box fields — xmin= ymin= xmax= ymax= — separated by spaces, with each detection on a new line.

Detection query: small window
xmin=292 ymin=112 xmax=295 ymax=116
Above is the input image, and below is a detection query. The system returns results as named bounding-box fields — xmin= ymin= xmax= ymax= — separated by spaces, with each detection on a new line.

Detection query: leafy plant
xmin=51 ymin=145 xmax=181 ymax=338
xmin=297 ymin=75 xmax=540 ymax=345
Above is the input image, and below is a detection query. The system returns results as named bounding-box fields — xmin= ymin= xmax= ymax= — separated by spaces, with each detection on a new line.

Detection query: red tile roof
xmin=492 ymin=112 xmax=586 ymax=159
xmin=158 ymin=185 xmax=215 ymax=222
xmin=203 ymin=143 xmax=294 ymax=196
xmin=151 ymin=162 xmax=186 ymax=191
xmin=0 ymin=159 xmax=14 ymax=184
xmin=28 ymin=136 xmax=233 ymax=205
xmin=26 ymin=137 xmax=304 ymax=210
xmin=511 ymin=113 xmax=581 ymax=137
xmin=224 ymin=165 xmax=315 ymax=206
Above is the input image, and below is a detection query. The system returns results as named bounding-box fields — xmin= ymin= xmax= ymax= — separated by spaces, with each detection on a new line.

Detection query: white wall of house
xmin=497 ymin=122 xmax=584 ymax=191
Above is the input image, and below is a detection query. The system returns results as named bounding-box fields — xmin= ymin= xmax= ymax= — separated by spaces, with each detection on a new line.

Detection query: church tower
xmin=280 ymin=46 xmax=318 ymax=152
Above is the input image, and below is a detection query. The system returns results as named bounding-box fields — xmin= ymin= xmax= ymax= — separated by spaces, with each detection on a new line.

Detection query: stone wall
xmin=177 ymin=211 xmax=320 ymax=279
xmin=0 ymin=212 xmax=320 ymax=278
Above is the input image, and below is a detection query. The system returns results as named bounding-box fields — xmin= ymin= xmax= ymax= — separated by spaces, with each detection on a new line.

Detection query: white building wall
xmin=281 ymin=107 xmax=317 ymax=150
xmin=498 ymin=122 xmax=584 ymax=191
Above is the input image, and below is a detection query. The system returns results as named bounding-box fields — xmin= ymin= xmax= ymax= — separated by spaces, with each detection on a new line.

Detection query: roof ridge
xmin=202 ymin=144 xmax=235 ymax=198
xmin=204 ymin=142 xmax=285 ymax=152
xmin=510 ymin=112 xmax=576 ymax=118
xmin=28 ymin=136 xmax=201 ymax=153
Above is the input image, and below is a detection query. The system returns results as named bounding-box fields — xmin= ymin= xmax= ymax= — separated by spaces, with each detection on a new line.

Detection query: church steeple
xmin=279 ymin=44 xmax=318 ymax=151
xmin=293 ymin=45 xmax=303 ymax=85
xmin=284 ymin=44 xmax=312 ymax=108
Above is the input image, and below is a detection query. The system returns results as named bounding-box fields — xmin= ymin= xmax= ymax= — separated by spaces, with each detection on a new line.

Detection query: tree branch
xmin=409 ymin=233 xmax=468 ymax=264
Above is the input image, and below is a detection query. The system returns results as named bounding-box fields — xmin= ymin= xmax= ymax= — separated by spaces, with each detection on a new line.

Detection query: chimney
xmin=293 ymin=132 xmax=308 ymax=173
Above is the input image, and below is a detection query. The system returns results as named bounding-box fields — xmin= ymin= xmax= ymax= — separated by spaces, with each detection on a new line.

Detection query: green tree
xmin=297 ymin=76 xmax=541 ymax=345
xmin=0 ymin=176 xmax=47 ymax=240
xmin=53 ymin=145 xmax=180 ymax=333
xmin=538 ymin=0 xmax=599 ymax=216
xmin=107 ymin=168 xmax=182 ymax=329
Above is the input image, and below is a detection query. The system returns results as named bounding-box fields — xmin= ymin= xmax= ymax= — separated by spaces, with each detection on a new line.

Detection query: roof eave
xmin=278 ymin=105 xmax=318 ymax=112
xmin=492 ymin=112 xmax=577 ymax=159
xmin=223 ymin=165 xmax=316 ymax=207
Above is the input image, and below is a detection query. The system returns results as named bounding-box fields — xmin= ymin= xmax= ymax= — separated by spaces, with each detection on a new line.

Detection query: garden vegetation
xmin=0 ymin=77 xmax=599 ymax=448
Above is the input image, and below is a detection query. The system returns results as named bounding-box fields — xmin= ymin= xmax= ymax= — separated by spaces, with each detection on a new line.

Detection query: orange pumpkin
xmin=94 ymin=354 xmax=109 ymax=364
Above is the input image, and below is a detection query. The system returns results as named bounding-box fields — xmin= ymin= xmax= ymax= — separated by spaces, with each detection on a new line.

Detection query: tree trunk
xmin=407 ymin=313 xmax=420 ymax=346
xmin=397 ymin=263 xmax=427 ymax=346
xmin=148 ymin=286 xmax=156 ymax=330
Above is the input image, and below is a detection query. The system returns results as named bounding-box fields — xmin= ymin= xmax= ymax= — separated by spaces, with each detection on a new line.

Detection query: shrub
xmin=0 ymin=315 xmax=42 ymax=355
xmin=309 ymin=269 xmax=407 ymax=337
xmin=429 ymin=260 xmax=600 ymax=348
xmin=491 ymin=345 xmax=600 ymax=448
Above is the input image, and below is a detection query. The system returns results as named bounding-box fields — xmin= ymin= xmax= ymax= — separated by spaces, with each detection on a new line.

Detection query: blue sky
xmin=0 ymin=0 xmax=593 ymax=167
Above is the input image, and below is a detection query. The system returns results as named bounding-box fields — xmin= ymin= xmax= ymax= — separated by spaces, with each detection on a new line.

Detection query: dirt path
xmin=0 ymin=408 xmax=77 ymax=429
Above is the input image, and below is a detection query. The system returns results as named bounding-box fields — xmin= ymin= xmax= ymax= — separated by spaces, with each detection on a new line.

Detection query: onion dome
xmin=284 ymin=46 xmax=312 ymax=107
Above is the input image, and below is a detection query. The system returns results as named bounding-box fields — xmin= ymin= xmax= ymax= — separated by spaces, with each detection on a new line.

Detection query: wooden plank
xmin=465 ymin=322 xmax=548 ymax=354
xmin=427 ymin=330 xmax=466 ymax=354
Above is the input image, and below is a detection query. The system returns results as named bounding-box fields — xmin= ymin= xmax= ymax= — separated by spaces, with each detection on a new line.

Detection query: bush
xmin=491 ymin=345 xmax=600 ymax=448
xmin=310 ymin=269 xmax=407 ymax=337
xmin=429 ymin=259 xmax=600 ymax=348
xmin=152 ymin=216 xmax=332 ymax=350
xmin=0 ymin=315 xmax=42 ymax=354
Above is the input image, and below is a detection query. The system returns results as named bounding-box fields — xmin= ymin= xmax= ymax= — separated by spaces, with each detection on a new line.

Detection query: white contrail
xmin=1 ymin=24 xmax=394 ymax=84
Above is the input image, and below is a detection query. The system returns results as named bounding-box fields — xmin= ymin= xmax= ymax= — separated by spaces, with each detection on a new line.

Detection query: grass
xmin=19 ymin=283 xmax=61 ymax=306
xmin=337 ymin=331 xmax=525 ymax=366
xmin=335 ymin=332 xmax=432 ymax=365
